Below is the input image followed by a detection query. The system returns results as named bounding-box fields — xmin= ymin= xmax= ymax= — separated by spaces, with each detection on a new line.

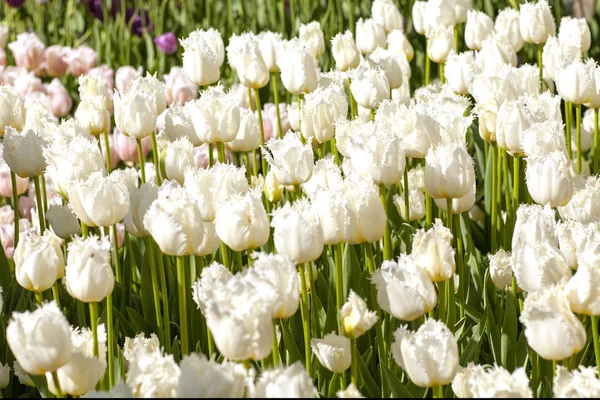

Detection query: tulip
xmin=250 ymin=362 xmax=318 ymax=398
xmin=125 ymin=344 xmax=181 ymax=398
xmin=301 ymin=85 xmax=348 ymax=144
xmin=558 ymin=175 xmax=600 ymax=223
xmin=0 ymin=159 xmax=28 ymax=198
xmin=113 ymin=87 xmax=158 ymax=140
xmin=444 ymin=51 xmax=476 ymax=95
xmin=564 ymin=251 xmax=600 ymax=315
xmin=412 ymin=219 xmax=455 ymax=282
xmin=7 ymin=301 xmax=72 ymax=375
xmin=331 ymin=31 xmax=360 ymax=72
xmin=525 ymin=151 xmax=573 ymax=208
xmin=495 ymin=8 xmax=524 ymax=52
xmin=495 ymin=98 xmax=532 ymax=156
xmin=339 ymin=290 xmax=378 ymax=339
xmin=556 ymin=59 xmax=594 ymax=106
xmin=392 ymin=319 xmax=459 ymax=387
xmin=521 ymin=284 xmax=586 ymax=360
xmin=154 ymin=32 xmax=178 ymax=55
xmin=2 ymin=127 xmax=47 ymax=178
xmin=227 ymin=34 xmax=270 ymax=89
xmin=387 ymin=30 xmax=414 ymax=62
xmin=163 ymin=66 xmax=197 ymax=105
xmin=68 ymin=171 xmax=130 ymax=227
xmin=177 ymin=354 xmax=247 ymax=398
xmin=542 ymin=37 xmax=581 ymax=82
xmin=46 ymin=325 xmax=107 ymax=396
xmin=180 ymin=29 xmax=222 ymax=86
xmin=512 ymin=241 xmax=571 ymax=293
xmin=74 ymin=94 xmax=110 ymax=136
xmin=263 ymin=132 xmax=313 ymax=185
xmin=311 ymin=189 xmax=356 ymax=246
xmin=44 ymin=45 xmax=69 ymax=78
xmin=46 ymin=205 xmax=81 ymax=239
xmin=214 ymin=190 xmax=269 ymax=252
xmin=123 ymin=333 xmax=161 ymax=362
xmin=425 ymin=141 xmax=475 ymax=200
xmin=465 ymin=10 xmax=494 ymax=50
xmin=78 ymin=74 xmax=111 ymax=110
xmin=427 ymin=25 xmax=456 ymax=64
xmin=263 ymin=170 xmax=283 ymax=203
xmin=558 ymin=16 xmax=591 ymax=54
xmin=553 ymin=366 xmax=600 ymax=398
xmin=521 ymin=120 xmax=568 ymax=159
xmin=186 ymin=86 xmax=240 ymax=144
xmin=356 ymin=18 xmax=386 ymax=55
xmin=299 ymin=21 xmax=325 ymax=58
xmin=302 ymin=155 xmax=344 ymax=199
xmin=8 ymin=32 xmax=45 ymax=71
xmin=67 ymin=45 xmax=98 ymax=77
xmin=115 ymin=65 xmax=143 ymax=95
xmin=477 ymin=35 xmax=518 ymax=76
xmin=423 ymin=0 xmax=456 ymax=36
xmin=277 ymin=40 xmax=319 ymax=95
xmin=372 ymin=0 xmax=403 ymax=33
xmin=113 ymin=127 xmax=151 ymax=163
xmin=337 ymin=383 xmax=364 ymax=398
xmin=0 ymin=218 xmax=35 ymax=260
xmin=143 ymin=181 xmax=205 ymax=256
xmin=520 ymin=0 xmax=556 ymax=45
xmin=161 ymin=102 xmax=198 ymax=144
xmin=271 ymin=198 xmax=323 ymax=263
xmin=393 ymin=190 xmax=425 ymax=222
xmin=257 ymin=31 xmax=282 ymax=73
xmin=163 ymin=137 xmax=194 ymax=184
xmin=434 ymin=181 xmax=476 ymax=214
xmin=341 ymin=175 xmax=387 ymax=244
xmin=227 ymin=108 xmax=261 ymax=152
xmin=452 ymin=364 xmax=533 ymax=398
xmin=0 ymin=86 xmax=25 ymax=134
xmin=0 ymin=363 xmax=8 ymax=390
xmin=368 ymin=48 xmax=404 ymax=90
xmin=488 ymin=250 xmax=514 ymax=290
xmin=373 ymin=254 xmax=437 ymax=321
xmin=311 ymin=333 xmax=351 ymax=373
xmin=192 ymin=262 xmax=233 ymax=314
xmin=512 ymin=204 xmax=558 ymax=250
xmin=412 ymin=1 xmax=427 ymax=35
xmin=14 ymin=230 xmax=64 ymax=293
xmin=46 ymin=78 xmax=73 ymax=117
xmin=349 ymin=67 xmax=390 ymax=110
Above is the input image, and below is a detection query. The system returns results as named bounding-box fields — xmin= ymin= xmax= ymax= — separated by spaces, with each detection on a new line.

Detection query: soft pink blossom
xmin=163 ymin=66 xmax=197 ymax=105
xmin=8 ymin=32 xmax=45 ymax=71
xmin=67 ymin=45 xmax=97 ymax=77
xmin=46 ymin=78 xmax=72 ymax=117
xmin=113 ymin=127 xmax=151 ymax=164
xmin=44 ymin=45 xmax=69 ymax=77
xmin=115 ymin=65 xmax=143 ymax=94
xmin=0 ymin=218 xmax=35 ymax=259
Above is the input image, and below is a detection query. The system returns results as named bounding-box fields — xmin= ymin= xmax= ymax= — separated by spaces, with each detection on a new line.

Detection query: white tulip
xmin=123 ymin=182 xmax=159 ymax=237
xmin=495 ymin=8 xmax=524 ymax=52
xmin=556 ymin=59 xmax=595 ymax=105
xmin=257 ymin=31 xmax=282 ymax=73
xmin=424 ymin=0 xmax=456 ymax=38
xmin=337 ymin=383 xmax=365 ymax=398
xmin=368 ymin=48 xmax=404 ymax=89
xmin=425 ymin=140 xmax=475 ymax=200
xmin=164 ymin=137 xmax=194 ymax=184
xmin=558 ymin=16 xmax=591 ymax=54
xmin=393 ymin=190 xmax=425 ymax=222
xmin=177 ymin=353 xmax=248 ymax=398
xmin=301 ymin=85 xmax=348 ymax=144
xmin=452 ymin=363 xmax=533 ymax=398
xmin=488 ymin=250 xmax=513 ymax=290
xmin=299 ymin=21 xmax=325 ymax=58
xmin=525 ymin=151 xmax=573 ymax=208
xmin=343 ymin=175 xmax=387 ymax=244
xmin=114 ymin=85 xmax=158 ymax=140
xmin=339 ymin=290 xmax=378 ymax=339
xmin=277 ymin=40 xmax=319 ymax=95
xmin=427 ymin=25 xmax=456 ymax=63
xmin=554 ymin=365 xmax=600 ymax=398
xmin=180 ymin=29 xmax=222 ymax=86
xmin=412 ymin=219 xmax=455 ymax=282
xmin=263 ymin=132 xmax=313 ymax=186
xmin=519 ymin=0 xmax=556 ymax=44
xmin=249 ymin=362 xmax=318 ymax=398
xmin=558 ymin=175 xmax=600 ymax=223
xmin=565 ymin=257 xmax=600 ymax=316
xmin=387 ymin=30 xmax=414 ymax=62
xmin=64 ymin=235 xmax=113 ymax=302
xmin=512 ymin=240 xmax=571 ymax=293
xmin=302 ymin=155 xmax=343 ymax=199
xmin=356 ymin=18 xmax=386 ymax=55
xmin=465 ymin=10 xmax=494 ymax=50
xmin=2 ymin=127 xmax=47 ymax=178
xmin=0 ymin=85 xmax=25 ymax=133
xmin=125 ymin=343 xmax=181 ymax=398
xmin=162 ymin=102 xmax=200 ymax=145
xmin=14 ymin=230 xmax=64 ymax=292
xmin=444 ymin=51 xmax=477 ymax=95
xmin=434 ymin=181 xmax=476 ymax=214
xmin=311 ymin=333 xmax=351 ymax=373
xmin=227 ymin=34 xmax=270 ymax=89
xmin=372 ymin=0 xmax=403 ymax=33
xmin=331 ymin=31 xmax=360 ymax=72
xmin=228 ymin=107 xmax=261 ymax=152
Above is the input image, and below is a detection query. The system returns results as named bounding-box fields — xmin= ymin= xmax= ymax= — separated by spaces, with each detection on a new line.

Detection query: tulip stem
xmin=565 ymin=101 xmax=573 ymax=160
xmin=208 ymin=143 xmax=214 ymax=167
xmin=272 ymin=320 xmax=280 ymax=366
xmin=350 ymin=338 xmax=358 ymax=386
xmin=217 ymin=142 xmax=226 ymax=163
xmin=594 ymin=108 xmax=599 ymax=174
xmin=144 ymin=237 xmax=164 ymax=344
xmin=331 ymin=136 xmax=341 ymax=166
xmin=111 ymin=225 xmax=122 ymax=284
xmin=35 ymin=292 xmax=43 ymax=305
xmin=306 ymin=261 xmax=320 ymax=339
xmin=576 ymin=103 xmax=582 ymax=174
xmin=425 ymin=193 xmax=432 ymax=228
xmin=403 ymin=158 xmax=410 ymax=224
xmin=244 ymin=152 xmax=251 ymax=181
xmin=437 ymin=279 xmax=447 ymax=324
xmin=176 ymin=256 xmax=189 ymax=356
xmin=272 ymin=73 xmax=283 ymax=138
xmin=10 ymin=171 xmax=19 ymax=248
xmin=432 ymin=385 xmax=443 ymax=398
xmin=454 ymin=213 xmax=465 ymax=320
xmin=103 ymin=129 xmax=112 ymax=173
xmin=513 ymin=155 xmax=520 ymax=222
xmin=137 ymin=139 xmax=147 ymax=183
xmin=34 ymin=176 xmax=45 ymax=233
xmin=106 ymin=293 xmax=115 ymax=388
xmin=592 ymin=316 xmax=600 ymax=373
xmin=89 ymin=301 xmax=99 ymax=358
xmin=334 ymin=243 xmax=344 ymax=335
xmin=81 ymin=222 xmax=88 ymax=239
xmin=298 ymin=263 xmax=313 ymax=378
xmin=425 ymin=39 xmax=430 ymax=86
xmin=439 ymin=62 xmax=445 ymax=84
xmin=220 ymin=242 xmax=230 ymax=270
xmin=379 ymin=184 xmax=391 ymax=261
xmin=491 ymin=143 xmax=498 ymax=253
xmin=51 ymin=371 xmax=64 ymax=398
xmin=537 ymin=43 xmax=543 ymax=85
xmin=154 ymin=241 xmax=171 ymax=353
xmin=236 ymin=250 xmax=243 ymax=272
xmin=151 ymin=132 xmax=162 ymax=185
xmin=502 ymin=151 xmax=513 ymax=245
xmin=255 ymin=88 xmax=269 ymax=176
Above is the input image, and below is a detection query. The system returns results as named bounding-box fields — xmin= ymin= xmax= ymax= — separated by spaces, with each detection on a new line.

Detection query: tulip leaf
xmin=382 ymin=363 xmax=412 ymax=398
xmin=327 ymin=373 xmax=340 ymax=398
xmin=0 ymin=242 xmax=12 ymax=293
xmin=323 ymin=289 xmax=338 ymax=336
xmin=500 ymin=291 xmax=518 ymax=370
xmin=483 ymin=273 xmax=501 ymax=364
xmin=460 ymin=318 xmax=486 ymax=365
xmin=483 ymin=148 xmax=493 ymax=216
xmin=139 ymin=248 xmax=158 ymax=333
xmin=127 ymin=307 xmax=152 ymax=334
xmin=342 ymin=244 xmax=359 ymax=300
xmin=29 ymin=374 xmax=51 ymax=398
xmin=113 ymin=306 xmax=136 ymax=338
xmin=356 ymin=347 xmax=381 ymax=398
xmin=281 ymin=320 xmax=303 ymax=365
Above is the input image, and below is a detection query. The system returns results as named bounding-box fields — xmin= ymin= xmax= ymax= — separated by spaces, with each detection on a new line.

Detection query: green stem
xmin=439 ymin=62 xmax=445 ymax=84
xmin=35 ymin=291 xmax=43 ymax=305
xmin=89 ymin=301 xmax=99 ymax=357
xmin=51 ymin=371 xmax=64 ymax=398
xmin=144 ymin=237 xmax=164 ymax=343
xmin=537 ymin=43 xmax=543 ymax=85
xmin=455 ymin=214 xmax=465 ymax=320
xmin=502 ymin=151 xmax=513 ymax=246
xmin=137 ymin=139 xmax=146 ymax=183
xmin=298 ymin=263 xmax=313 ymax=377
xmin=272 ymin=73 xmax=283 ymax=138
xmin=103 ymin=129 xmax=112 ymax=173
xmin=272 ymin=320 xmax=280 ymax=366
xmin=34 ymin=176 xmax=45 ymax=232
xmin=403 ymin=158 xmax=410 ymax=223
xmin=254 ymin=88 xmax=268 ymax=176
xmin=151 ymin=131 xmax=162 ymax=185
xmin=244 ymin=152 xmax=251 ymax=181
xmin=51 ymin=283 xmax=60 ymax=307
xmin=236 ymin=250 xmax=243 ymax=272
xmin=594 ymin=109 xmax=599 ymax=174
xmin=208 ymin=143 xmax=214 ymax=167
xmin=576 ymin=103 xmax=582 ymax=174
xmin=426 ymin=193 xmax=432 ymax=228
xmin=111 ymin=225 xmax=122 ymax=284
xmin=40 ymin=174 xmax=48 ymax=218
xmin=379 ymin=184 xmax=391 ymax=261
xmin=438 ymin=279 xmax=447 ymax=323
xmin=592 ymin=315 xmax=600 ymax=373
xmin=425 ymin=38 xmax=430 ymax=85
xmin=348 ymin=78 xmax=357 ymax=120
xmin=491 ymin=143 xmax=498 ymax=253
xmin=350 ymin=338 xmax=358 ymax=386
xmin=155 ymin=242 xmax=171 ymax=353
xmin=432 ymin=385 xmax=443 ymax=398
xmin=565 ymin=101 xmax=573 ymax=160
xmin=220 ymin=242 xmax=230 ymax=270
xmin=106 ymin=293 xmax=115 ymax=388
xmin=217 ymin=142 xmax=226 ymax=163
xmin=81 ymin=222 xmax=88 ymax=239
xmin=177 ymin=256 xmax=189 ymax=355
xmin=513 ymin=155 xmax=520 ymax=222
xmin=334 ymin=243 xmax=344 ymax=335
xmin=331 ymin=136 xmax=341 ymax=166
xmin=306 ymin=262 xmax=320 ymax=339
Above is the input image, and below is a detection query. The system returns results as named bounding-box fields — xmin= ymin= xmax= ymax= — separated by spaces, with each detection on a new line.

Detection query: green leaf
xmin=356 ymin=347 xmax=381 ymax=398
xmin=501 ymin=291 xmax=518 ymax=370
xmin=281 ymin=321 xmax=302 ymax=365
xmin=29 ymin=374 xmax=50 ymax=398
xmin=382 ymin=363 xmax=412 ymax=398
xmin=139 ymin=246 xmax=158 ymax=333
xmin=0 ymin=241 xmax=12 ymax=293
xmin=127 ymin=307 xmax=152 ymax=333
xmin=327 ymin=373 xmax=341 ymax=398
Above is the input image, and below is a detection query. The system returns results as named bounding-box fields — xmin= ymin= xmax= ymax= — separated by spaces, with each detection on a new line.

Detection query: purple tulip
xmin=6 ymin=0 xmax=25 ymax=7
xmin=86 ymin=0 xmax=120 ymax=21
xmin=126 ymin=8 xmax=153 ymax=36
xmin=154 ymin=32 xmax=178 ymax=55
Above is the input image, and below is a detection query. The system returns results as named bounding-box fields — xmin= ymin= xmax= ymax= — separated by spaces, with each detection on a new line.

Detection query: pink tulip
xmin=67 ymin=45 xmax=98 ymax=77
xmin=8 ymin=32 xmax=45 ymax=71
xmin=45 ymin=45 xmax=70 ymax=77
xmin=263 ymin=102 xmax=290 ymax=139
xmin=0 ymin=26 xmax=8 ymax=49
xmin=163 ymin=66 xmax=197 ymax=105
xmin=108 ymin=223 xmax=125 ymax=248
xmin=115 ymin=65 xmax=143 ymax=94
xmin=0 ymin=49 xmax=6 ymax=68
xmin=0 ymin=163 xmax=28 ymax=198
xmin=46 ymin=78 xmax=73 ymax=117
xmin=193 ymin=143 xmax=232 ymax=169
xmin=113 ymin=127 xmax=151 ymax=164
xmin=13 ymin=70 xmax=44 ymax=97
xmin=18 ymin=194 xmax=36 ymax=221
xmin=99 ymin=132 xmax=120 ymax=170
xmin=89 ymin=64 xmax=115 ymax=91
xmin=0 ymin=218 xmax=35 ymax=260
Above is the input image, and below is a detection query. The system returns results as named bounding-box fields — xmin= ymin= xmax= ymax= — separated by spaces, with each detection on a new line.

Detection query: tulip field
xmin=2 ymin=0 xmax=600 ymax=398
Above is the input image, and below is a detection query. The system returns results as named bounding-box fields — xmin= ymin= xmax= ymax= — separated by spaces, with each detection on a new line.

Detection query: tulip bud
xmin=257 ymin=31 xmax=282 ymax=73
xmin=558 ymin=16 xmax=591 ymax=54
xmin=144 ymin=181 xmax=206 ymax=256
xmin=46 ymin=204 xmax=81 ymax=239
xmin=311 ymin=189 xmax=356 ymax=246
xmin=163 ymin=137 xmax=194 ymax=184
xmin=302 ymin=155 xmax=343 ymax=199
xmin=443 ymin=51 xmax=476 ymax=95
xmin=425 ymin=141 xmax=475 ymax=200
xmin=434 ymin=181 xmax=476 ymax=214
xmin=0 ymin=159 xmax=28 ymax=198
xmin=520 ymin=284 xmax=586 ymax=360
xmin=78 ymin=74 xmax=111 ymax=111
xmin=263 ymin=132 xmax=313 ymax=185
xmin=519 ymin=0 xmax=556 ymax=44
xmin=180 ymin=29 xmax=222 ymax=86
xmin=373 ymin=254 xmax=437 ymax=321
xmin=65 ymin=235 xmax=114 ymax=302
xmin=227 ymin=34 xmax=270 ymax=89
xmin=412 ymin=219 xmax=455 ymax=282
xmin=339 ymin=290 xmax=378 ymax=339
xmin=477 ymin=35 xmax=518 ymax=76
xmin=526 ymin=151 xmax=573 ymax=208
xmin=556 ymin=59 xmax=594 ymax=105
xmin=299 ymin=21 xmax=325 ymax=58
xmin=412 ymin=1 xmax=427 ymax=35
xmin=186 ymin=86 xmax=241 ymax=144
xmin=368 ymin=48 xmax=404 ymax=90
xmin=392 ymin=319 xmax=459 ymax=387
xmin=263 ymin=170 xmax=283 ymax=203
xmin=177 ymin=354 xmax=247 ymax=398
xmin=277 ymin=40 xmax=319 ymax=95
xmin=311 ymin=333 xmax=351 ymax=373
xmin=2 ymin=127 xmax=47 ymax=178
xmin=465 ymin=10 xmax=494 ymax=50
xmin=68 ymin=171 xmax=130 ymax=227
xmin=331 ymin=31 xmax=360 ymax=72
xmin=349 ymin=67 xmax=390 ymax=109
xmin=75 ymin=94 xmax=110 ymax=136
xmin=14 ymin=230 xmax=64 ymax=293
xmin=0 ymin=363 xmax=8 ymax=390
xmin=488 ymin=250 xmax=514 ymax=290
xmin=0 ymin=86 xmax=25 ymax=134
xmin=8 ymin=32 xmax=45 ymax=71
xmin=44 ymin=45 xmax=69 ymax=78
xmin=512 ymin=241 xmax=571 ymax=293
xmin=372 ymin=0 xmax=403 ymax=34
xmin=494 ymin=8 xmax=524 ymax=52
xmin=192 ymin=262 xmax=233 ymax=314
xmin=355 ymin=18 xmax=386 ymax=55
xmin=271 ymin=198 xmax=324 ymax=263
xmin=250 ymin=362 xmax=318 ymax=398
xmin=7 ymin=301 xmax=72 ymax=375
xmin=427 ymin=25 xmax=456 ymax=63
